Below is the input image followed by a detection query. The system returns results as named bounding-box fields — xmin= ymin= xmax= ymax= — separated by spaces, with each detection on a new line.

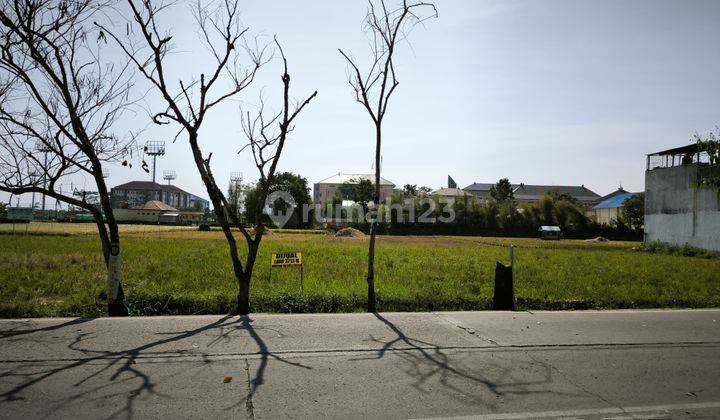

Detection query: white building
xmin=313 ymin=173 xmax=395 ymax=207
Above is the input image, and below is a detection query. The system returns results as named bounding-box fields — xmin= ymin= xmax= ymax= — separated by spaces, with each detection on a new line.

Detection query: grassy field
xmin=0 ymin=223 xmax=719 ymax=317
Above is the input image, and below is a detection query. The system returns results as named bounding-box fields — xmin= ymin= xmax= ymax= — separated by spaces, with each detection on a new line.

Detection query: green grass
xmin=641 ymin=240 xmax=720 ymax=259
xmin=0 ymin=231 xmax=718 ymax=317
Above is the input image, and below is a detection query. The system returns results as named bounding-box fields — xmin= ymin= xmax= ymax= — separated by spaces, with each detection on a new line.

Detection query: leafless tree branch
xmin=338 ymin=0 xmax=436 ymax=312
xmin=0 ymin=0 xmax=141 ymax=314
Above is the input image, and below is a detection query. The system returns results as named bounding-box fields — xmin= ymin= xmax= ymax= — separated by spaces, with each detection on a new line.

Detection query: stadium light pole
xmin=34 ymin=141 xmax=53 ymax=217
xmin=145 ymin=141 xmax=166 ymax=184
xmin=28 ymin=171 xmax=38 ymax=212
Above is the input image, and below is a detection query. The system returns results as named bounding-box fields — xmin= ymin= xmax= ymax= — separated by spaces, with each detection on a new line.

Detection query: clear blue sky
xmin=5 ymin=0 xmax=720 ymax=207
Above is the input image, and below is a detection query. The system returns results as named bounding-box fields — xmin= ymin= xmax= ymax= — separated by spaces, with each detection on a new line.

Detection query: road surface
xmin=1 ymin=309 xmax=719 ymax=419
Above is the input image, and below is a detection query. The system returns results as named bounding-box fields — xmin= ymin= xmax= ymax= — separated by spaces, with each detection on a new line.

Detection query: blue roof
xmin=594 ymin=192 xmax=635 ymax=209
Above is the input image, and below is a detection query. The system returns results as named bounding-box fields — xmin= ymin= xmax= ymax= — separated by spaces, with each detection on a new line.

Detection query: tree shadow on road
xmin=0 ymin=318 xmax=93 ymax=340
xmin=0 ymin=315 xmax=309 ymax=419
xmin=204 ymin=316 xmax=311 ymax=397
xmin=353 ymin=312 xmax=577 ymax=409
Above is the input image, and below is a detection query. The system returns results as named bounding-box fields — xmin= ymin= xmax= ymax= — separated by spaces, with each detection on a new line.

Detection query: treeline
xmin=231 ymin=173 xmax=644 ymax=240
xmin=348 ymin=193 xmax=643 ymax=240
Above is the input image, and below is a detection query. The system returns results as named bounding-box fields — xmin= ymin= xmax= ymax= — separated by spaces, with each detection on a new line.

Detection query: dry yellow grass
xmin=0 ymin=222 xmax=197 ymax=236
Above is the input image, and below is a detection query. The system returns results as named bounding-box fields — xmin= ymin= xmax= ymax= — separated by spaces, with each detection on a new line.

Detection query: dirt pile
xmin=335 ymin=227 xmax=366 ymax=238
xmin=585 ymin=236 xmax=609 ymax=242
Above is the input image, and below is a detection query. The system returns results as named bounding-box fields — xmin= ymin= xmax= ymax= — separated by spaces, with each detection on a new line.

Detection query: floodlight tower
xmin=229 ymin=172 xmax=243 ymax=194
xmin=144 ymin=141 xmax=166 ymax=184
xmin=35 ymin=141 xmax=52 ymax=214
xmin=229 ymin=172 xmax=244 ymax=218
xmin=163 ymin=170 xmax=177 ymax=185
xmin=28 ymin=171 xmax=39 ymax=212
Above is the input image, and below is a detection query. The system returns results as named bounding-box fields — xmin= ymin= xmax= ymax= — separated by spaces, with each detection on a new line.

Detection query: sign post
xmin=270 ymin=252 xmax=304 ymax=291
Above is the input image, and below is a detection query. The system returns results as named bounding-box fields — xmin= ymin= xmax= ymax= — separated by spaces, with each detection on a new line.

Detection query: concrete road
xmin=0 ymin=310 xmax=719 ymax=419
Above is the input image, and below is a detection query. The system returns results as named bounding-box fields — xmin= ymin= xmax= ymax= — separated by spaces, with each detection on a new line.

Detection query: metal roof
xmin=463 ymin=182 xmax=508 ymax=192
xmin=316 ymin=173 xmax=395 ymax=186
xmin=113 ymin=181 xmax=192 ymax=195
xmin=593 ymin=192 xmax=636 ymax=209
xmin=591 ymin=187 xmax=628 ymax=206
xmin=539 ymin=226 xmax=561 ymax=231
xmin=463 ymin=182 xmax=599 ymax=202
xmin=513 ymin=184 xmax=600 ymax=202
xmin=647 ymin=143 xmax=698 ymax=156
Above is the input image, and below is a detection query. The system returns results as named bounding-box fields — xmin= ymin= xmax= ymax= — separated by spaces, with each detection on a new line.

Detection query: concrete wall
xmin=644 ymin=164 xmax=720 ymax=251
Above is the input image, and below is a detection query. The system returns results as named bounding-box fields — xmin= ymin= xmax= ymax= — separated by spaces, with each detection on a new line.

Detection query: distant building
xmin=113 ymin=200 xmax=179 ymax=224
xmin=644 ymin=144 xmax=720 ymax=251
xmin=313 ymin=173 xmax=395 ymax=207
xmin=111 ymin=181 xmax=209 ymax=210
xmin=462 ymin=182 xmax=600 ymax=206
xmin=189 ymin=194 xmax=210 ymax=210
xmin=113 ymin=200 xmax=204 ymax=225
xmin=432 ymin=187 xmax=473 ymax=201
xmin=593 ymin=191 xmax=637 ymax=225
xmin=513 ymin=184 xmax=600 ymax=206
xmin=589 ymin=187 xmax=631 ymax=207
xmin=463 ymin=183 xmax=495 ymax=201
xmin=434 ymin=176 xmax=473 ymax=201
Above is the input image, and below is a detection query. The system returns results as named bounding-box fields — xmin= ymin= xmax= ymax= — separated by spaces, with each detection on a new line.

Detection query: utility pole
xmin=29 ymin=171 xmax=38 ymax=213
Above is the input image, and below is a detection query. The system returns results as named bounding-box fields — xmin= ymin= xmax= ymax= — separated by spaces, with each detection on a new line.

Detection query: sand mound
xmin=335 ymin=227 xmax=366 ymax=238
xmin=585 ymin=236 xmax=609 ymax=242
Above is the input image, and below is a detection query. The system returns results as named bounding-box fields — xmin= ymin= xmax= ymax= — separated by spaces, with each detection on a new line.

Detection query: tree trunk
xmin=88 ymin=203 xmax=126 ymax=316
xmin=93 ymin=163 xmax=128 ymax=317
xmin=92 ymin=210 xmax=111 ymax=267
xmin=366 ymin=123 xmax=382 ymax=313
xmin=238 ymin=241 xmax=260 ymax=315
xmin=367 ymin=225 xmax=377 ymax=312
xmin=185 ymin=131 xmax=256 ymax=315
xmin=238 ymin=275 xmax=251 ymax=315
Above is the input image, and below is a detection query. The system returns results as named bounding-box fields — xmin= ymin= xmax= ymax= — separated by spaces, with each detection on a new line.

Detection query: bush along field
xmin=0 ymin=230 xmax=719 ymax=317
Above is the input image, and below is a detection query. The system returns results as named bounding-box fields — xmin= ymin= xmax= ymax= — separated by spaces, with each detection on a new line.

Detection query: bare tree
xmin=0 ymin=0 xmax=138 ymax=316
xmin=339 ymin=0 xmax=436 ymax=312
xmin=103 ymin=1 xmax=316 ymax=314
